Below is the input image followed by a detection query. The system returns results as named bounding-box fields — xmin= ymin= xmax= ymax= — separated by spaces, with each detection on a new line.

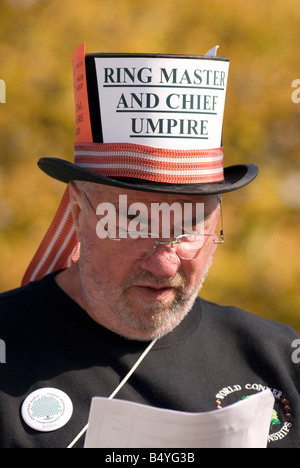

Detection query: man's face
xmin=72 ymin=183 xmax=220 ymax=341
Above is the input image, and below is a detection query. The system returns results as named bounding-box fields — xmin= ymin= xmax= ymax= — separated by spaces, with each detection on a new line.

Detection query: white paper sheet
xmin=84 ymin=389 xmax=274 ymax=448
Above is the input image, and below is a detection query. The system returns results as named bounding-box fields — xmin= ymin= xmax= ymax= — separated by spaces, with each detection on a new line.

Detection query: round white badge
xmin=21 ymin=388 xmax=73 ymax=432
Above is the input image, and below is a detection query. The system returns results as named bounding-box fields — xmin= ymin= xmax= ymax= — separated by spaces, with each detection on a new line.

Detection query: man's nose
xmin=139 ymin=244 xmax=181 ymax=278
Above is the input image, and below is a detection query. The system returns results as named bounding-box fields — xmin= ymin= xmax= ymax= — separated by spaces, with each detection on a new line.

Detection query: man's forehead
xmin=89 ymin=183 xmax=219 ymax=207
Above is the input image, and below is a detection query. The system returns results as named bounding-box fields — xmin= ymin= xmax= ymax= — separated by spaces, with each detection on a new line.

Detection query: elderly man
xmin=56 ymin=181 xmax=221 ymax=342
xmin=0 ymin=45 xmax=299 ymax=448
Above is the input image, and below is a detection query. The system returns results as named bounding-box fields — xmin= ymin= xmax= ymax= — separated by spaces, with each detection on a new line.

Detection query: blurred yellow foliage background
xmin=0 ymin=0 xmax=300 ymax=332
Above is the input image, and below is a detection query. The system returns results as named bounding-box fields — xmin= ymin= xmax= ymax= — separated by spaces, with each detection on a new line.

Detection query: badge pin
xmin=21 ymin=388 xmax=73 ymax=432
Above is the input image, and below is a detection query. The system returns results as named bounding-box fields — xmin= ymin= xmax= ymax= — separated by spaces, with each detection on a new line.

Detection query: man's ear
xmin=68 ymin=181 xmax=85 ymax=237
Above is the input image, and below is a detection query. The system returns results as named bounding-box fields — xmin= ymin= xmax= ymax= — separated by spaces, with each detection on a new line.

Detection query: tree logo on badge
xmin=21 ymin=388 xmax=73 ymax=432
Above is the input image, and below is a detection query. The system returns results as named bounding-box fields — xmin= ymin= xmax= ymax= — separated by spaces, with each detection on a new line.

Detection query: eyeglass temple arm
xmin=213 ymin=200 xmax=225 ymax=244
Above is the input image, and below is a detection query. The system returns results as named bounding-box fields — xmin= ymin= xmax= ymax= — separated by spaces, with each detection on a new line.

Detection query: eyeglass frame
xmin=81 ymin=190 xmax=225 ymax=255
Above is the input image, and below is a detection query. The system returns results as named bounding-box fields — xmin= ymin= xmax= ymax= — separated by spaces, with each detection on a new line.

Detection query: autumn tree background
xmin=0 ymin=0 xmax=299 ymax=332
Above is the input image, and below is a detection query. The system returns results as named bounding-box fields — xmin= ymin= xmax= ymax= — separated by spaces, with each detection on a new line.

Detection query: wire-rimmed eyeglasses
xmin=82 ymin=191 xmax=224 ymax=260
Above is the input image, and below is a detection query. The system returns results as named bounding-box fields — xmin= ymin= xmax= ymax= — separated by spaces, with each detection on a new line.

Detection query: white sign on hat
xmin=94 ymin=56 xmax=229 ymax=151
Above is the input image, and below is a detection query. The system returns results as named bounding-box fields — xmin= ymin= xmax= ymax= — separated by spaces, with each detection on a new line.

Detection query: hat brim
xmin=37 ymin=157 xmax=258 ymax=195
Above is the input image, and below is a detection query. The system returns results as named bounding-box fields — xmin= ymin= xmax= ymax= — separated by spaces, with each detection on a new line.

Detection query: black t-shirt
xmin=0 ymin=273 xmax=299 ymax=448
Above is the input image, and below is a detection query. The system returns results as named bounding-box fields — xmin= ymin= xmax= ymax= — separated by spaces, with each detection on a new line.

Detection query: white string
xmin=67 ymin=338 xmax=158 ymax=448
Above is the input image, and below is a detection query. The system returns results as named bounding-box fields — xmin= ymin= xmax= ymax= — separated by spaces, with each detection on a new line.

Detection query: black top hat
xmin=38 ymin=44 xmax=258 ymax=195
